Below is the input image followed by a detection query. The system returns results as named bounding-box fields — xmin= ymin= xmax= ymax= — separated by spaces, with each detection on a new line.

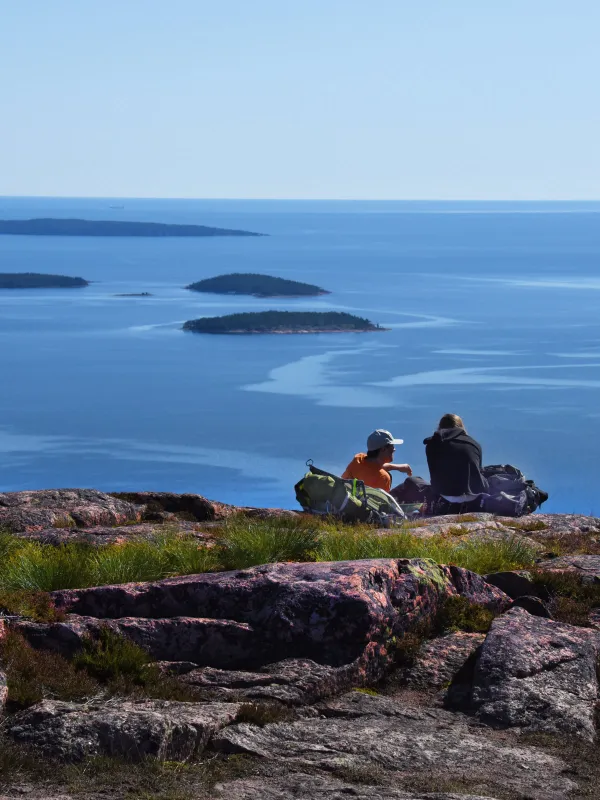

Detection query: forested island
xmin=0 ymin=273 xmax=89 ymax=289
xmin=0 ymin=218 xmax=263 ymax=238
xmin=182 ymin=310 xmax=385 ymax=334
xmin=186 ymin=273 xmax=328 ymax=297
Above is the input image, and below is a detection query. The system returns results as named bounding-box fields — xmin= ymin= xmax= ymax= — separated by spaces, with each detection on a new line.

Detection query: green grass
xmin=0 ymin=520 xmax=538 ymax=597
xmin=313 ymin=528 xmax=538 ymax=574
xmin=0 ymin=532 xmax=220 ymax=593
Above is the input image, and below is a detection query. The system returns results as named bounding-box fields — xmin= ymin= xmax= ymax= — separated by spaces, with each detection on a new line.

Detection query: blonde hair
xmin=438 ymin=413 xmax=466 ymax=432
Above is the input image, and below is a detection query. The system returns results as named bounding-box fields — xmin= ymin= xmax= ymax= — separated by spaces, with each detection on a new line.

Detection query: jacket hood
xmin=423 ymin=427 xmax=467 ymax=445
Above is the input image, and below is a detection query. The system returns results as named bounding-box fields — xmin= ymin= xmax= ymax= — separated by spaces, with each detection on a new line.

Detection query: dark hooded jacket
xmin=423 ymin=427 xmax=489 ymax=498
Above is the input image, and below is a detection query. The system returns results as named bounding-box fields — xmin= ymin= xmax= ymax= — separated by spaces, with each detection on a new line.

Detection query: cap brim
xmin=391 ymin=438 xmax=404 ymax=445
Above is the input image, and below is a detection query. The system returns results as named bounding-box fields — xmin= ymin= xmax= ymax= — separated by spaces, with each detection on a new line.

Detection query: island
xmin=0 ymin=218 xmax=264 ymax=238
xmin=0 ymin=272 xmax=89 ymax=289
xmin=114 ymin=292 xmax=153 ymax=297
xmin=186 ymin=272 xmax=328 ymax=297
xmin=182 ymin=310 xmax=386 ymax=334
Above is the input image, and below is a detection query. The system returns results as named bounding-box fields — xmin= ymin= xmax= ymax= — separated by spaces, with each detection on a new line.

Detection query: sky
xmin=1 ymin=0 xmax=599 ymax=200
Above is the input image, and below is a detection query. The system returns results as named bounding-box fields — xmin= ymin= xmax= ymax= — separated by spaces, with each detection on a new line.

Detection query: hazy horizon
xmin=2 ymin=1 xmax=599 ymax=200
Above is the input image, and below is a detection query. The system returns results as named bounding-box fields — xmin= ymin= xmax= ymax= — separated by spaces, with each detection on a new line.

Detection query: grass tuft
xmin=73 ymin=627 xmax=151 ymax=683
xmin=217 ymin=515 xmax=322 ymax=570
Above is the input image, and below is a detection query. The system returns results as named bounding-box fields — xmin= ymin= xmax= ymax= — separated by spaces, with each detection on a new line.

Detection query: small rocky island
xmin=114 ymin=292 xmax=153 ymax=297
xmin=0 ymin=218 xmax=263 ymax=238
xmin=0 ymin=272 xmax=89 ymax=289
xmin=186 ymin=273 xmax=328 ymax=297
xmin=182 ymin=310 xmax=385 ymax=334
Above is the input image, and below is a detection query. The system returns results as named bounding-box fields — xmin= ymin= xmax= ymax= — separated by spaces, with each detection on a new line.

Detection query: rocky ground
xmin=2 ymin=489 xmax=600 ymax=799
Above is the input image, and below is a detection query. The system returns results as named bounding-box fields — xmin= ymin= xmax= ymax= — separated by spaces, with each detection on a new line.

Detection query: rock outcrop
xmin=29 ymin=559 xmax=506 ymax=683
xmin=454 ymin=607 xmax=600 ymax=740
xmin=8 ymin=698 xmax=240 ymax=761
xmin=213 ymin=692 xmax=573 ymax=800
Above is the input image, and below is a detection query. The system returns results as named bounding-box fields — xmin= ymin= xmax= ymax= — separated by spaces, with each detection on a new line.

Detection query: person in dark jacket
xmin=424 ymin=414 xmax=488 ymax=509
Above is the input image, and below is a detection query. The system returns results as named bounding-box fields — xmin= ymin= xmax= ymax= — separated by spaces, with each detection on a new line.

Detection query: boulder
xmin=484 ymin=570 xmax=538 ymax=599
xmin=507 ymin=596 xmax=552 ymax=618
xmin=48 ymin=559 xmax=507 ymax=683
xmin=213 ymin=692 xmax=573 ymax=800
xmin=8 ymin=698 xmax=240 ymax=762
xmin=401 ymin=631 xmax=485 ymax=692
xmin=470 ymin=607 xmax=600 ymax=740
xmin=0 ymin=489 xmax=141 ymax=533
xmin=214 ymin=774 xmax=501 ymax=800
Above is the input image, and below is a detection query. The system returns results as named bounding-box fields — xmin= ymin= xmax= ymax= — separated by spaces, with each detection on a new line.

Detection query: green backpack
xmin=294 ymin=463 xmax=406 ymax=526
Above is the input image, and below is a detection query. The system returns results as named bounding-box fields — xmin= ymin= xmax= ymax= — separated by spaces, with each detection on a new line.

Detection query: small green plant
xmin=434 ymin=595 xmax=496 ymax=634
xmin=1 ymin=631 xmax=99 ymax=710
xmin=235 ymin=702 xmax=296 ymax=726
xmin=352 ymin=687 xmax=380 ymax=696
xmin=73 ymin=627 xmax=151 ymax=683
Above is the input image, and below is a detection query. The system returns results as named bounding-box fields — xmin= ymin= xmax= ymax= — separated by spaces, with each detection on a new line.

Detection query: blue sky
xmin=1 ymin=1 xmax=599 ymax=199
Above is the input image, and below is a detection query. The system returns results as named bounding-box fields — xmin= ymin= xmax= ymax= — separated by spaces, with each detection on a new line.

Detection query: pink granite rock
xmin=0 ymin=489 xmax=141 ymax=532
xmin=12 ymin=615 xmax=259 ymax=667
xmin=45 ymin=559 xmax=507 ymax=683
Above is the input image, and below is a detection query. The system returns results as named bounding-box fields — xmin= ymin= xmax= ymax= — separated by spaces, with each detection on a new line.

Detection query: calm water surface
xmin=1 ymin=198 xmax=599 ymax=513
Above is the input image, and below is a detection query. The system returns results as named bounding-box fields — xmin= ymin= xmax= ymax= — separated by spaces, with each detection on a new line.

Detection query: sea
xmin=1 ymin=197 xmax=599 ymax=514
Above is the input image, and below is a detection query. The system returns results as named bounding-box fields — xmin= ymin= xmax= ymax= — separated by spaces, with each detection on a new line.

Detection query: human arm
xmin=383 ymin=463 xmax=412 ymax=476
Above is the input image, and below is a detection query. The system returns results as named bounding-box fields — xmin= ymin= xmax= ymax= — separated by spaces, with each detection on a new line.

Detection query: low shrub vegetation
xmin=434 ymin=595 xmax=496 ymax=634
xmin=1 ymin=631 xmax=100 ymax=710
xmin=530 ymin=569 xmax=600 ymax=626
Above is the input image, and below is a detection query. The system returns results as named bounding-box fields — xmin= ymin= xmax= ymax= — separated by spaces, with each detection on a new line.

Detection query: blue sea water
xmin=1 ymin=197 xmax=599 ymax=513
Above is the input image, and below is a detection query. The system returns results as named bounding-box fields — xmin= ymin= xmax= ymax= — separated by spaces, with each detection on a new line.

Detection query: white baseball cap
xmin=367 ymin=429 xmax=404 ymax=450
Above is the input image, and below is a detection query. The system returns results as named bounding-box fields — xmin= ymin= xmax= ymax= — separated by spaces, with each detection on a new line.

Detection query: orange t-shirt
xmin=342 ymin=453 xmax=391 ymax=492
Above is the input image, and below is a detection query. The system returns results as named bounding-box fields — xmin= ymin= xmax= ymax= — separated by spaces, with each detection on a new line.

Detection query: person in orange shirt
xmin=342 ymin=429 xmax=412 ymax=493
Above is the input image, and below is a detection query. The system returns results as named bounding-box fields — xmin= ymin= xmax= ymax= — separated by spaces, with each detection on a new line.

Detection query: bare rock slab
xmin=8 ymin=698 xmax=240 ymax=762
xmin=213 ymin=693 xmax=573 ymax=800
xmin=536 ymin=554 xmax=600 ymax=581
xmin=214 ymin=774 xmax=501 ymax=800
xmin=180 ymin=658 xmax=355 ymax=704
xmin=0 ymin=489 xmax=140 ymax=532
xmin=470 ymin=607 xmax=600 ymax=739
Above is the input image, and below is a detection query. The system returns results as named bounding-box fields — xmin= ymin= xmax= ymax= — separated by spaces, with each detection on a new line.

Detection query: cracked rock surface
xmin=468 ymin=607 xmax=600 ymax=739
